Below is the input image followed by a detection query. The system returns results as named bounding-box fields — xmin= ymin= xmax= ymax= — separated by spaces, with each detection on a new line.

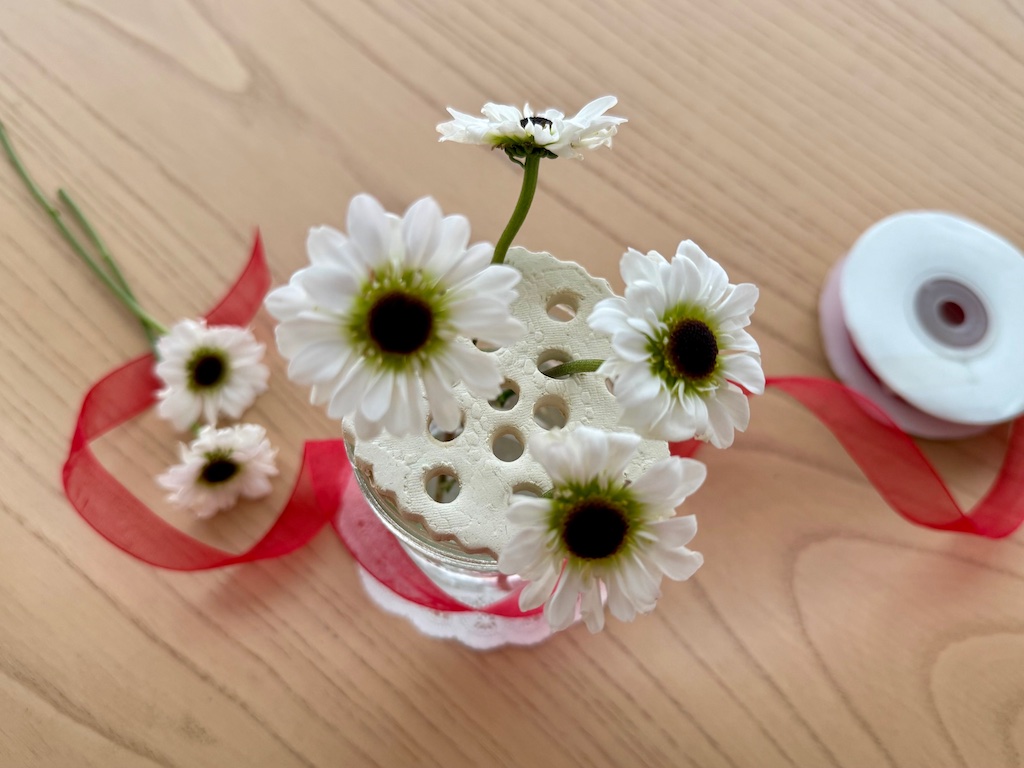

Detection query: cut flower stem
xmin=58 ymin=188 xmax=161 ymax=347
xmin=542 ymin=358 xmax=603 ymax=378
xmin=492 ymin=153 xmax=540 ymax=264
xmin=0 ymin=120 xmax=166 ymax=345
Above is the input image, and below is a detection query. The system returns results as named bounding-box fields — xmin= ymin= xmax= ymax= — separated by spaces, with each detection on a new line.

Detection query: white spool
xmin=820 ymin=211 xmax=1024 ymax=439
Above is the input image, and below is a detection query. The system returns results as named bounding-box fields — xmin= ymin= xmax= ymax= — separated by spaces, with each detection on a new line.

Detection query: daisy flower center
xmin=666 ymin=318 xmax=719 ymax=380
xmin=200 ymin=453 xmax=240 ymax=485
xmin=347 ymin=266 xmax=449 ymax=370
xmin=562 ymin=497 xmax=631 ymax=560
xmin=520 ymin=116 xmax=554 ymax=130
xmin=368 ymin=291 xmax=434 ymax=355
xmin=186 ymin=348 xmax=229 ymax=390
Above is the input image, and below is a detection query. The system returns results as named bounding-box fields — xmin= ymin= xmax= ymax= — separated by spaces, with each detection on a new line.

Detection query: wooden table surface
xmin=3 ymin=1 xmax=1024 ymax=766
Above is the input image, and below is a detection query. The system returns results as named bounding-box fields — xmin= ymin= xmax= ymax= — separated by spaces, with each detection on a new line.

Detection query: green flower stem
xmin=492 ymin=153 xmax=541 ymax=264
xmin=542 ymin=358 xmax=603 ymax=378
xmin=58 ymin=189 xmax=131 ymax=297
xmin=0 ymin=120 xmax=166 ymax=341
xmin=57 ymin=188 xmax=163 ymax=347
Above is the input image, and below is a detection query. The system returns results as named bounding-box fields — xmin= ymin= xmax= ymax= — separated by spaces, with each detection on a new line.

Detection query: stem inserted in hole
xmin=542 ymin=358 xmax=603 ymax=378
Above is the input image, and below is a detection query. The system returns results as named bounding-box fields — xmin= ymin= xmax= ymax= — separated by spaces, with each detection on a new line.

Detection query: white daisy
xmin=498 ymin=426 xmax=706 ymax=633
xmin=157 ymin=424 xmax=278 ymax=519
xmin=265 ymin=194 xmax=525 ymax=439
xmin=588 ymin=241 xmax=765 ymax=448
xmin=154 ymin=319 xmax=269 ymax=431
xmin=437 ymin=96 xmax=626 ymax=161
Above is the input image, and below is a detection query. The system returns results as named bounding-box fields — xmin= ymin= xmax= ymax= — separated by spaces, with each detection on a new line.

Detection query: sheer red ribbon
xmin=61 ymin=242 xmax=1024 ymax=612
xmin=764 ymin=376 xmax=1024 ymax=538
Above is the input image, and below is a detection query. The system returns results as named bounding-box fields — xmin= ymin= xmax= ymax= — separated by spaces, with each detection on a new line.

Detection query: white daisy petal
xmin=437 ymin=241 xmax=494 ymax=285
xmin=326 ymin=358 xmax=373 ymax=420
xmin=704 ymin=386 xmax=751 ymax=448
xmin=432 ymin=214 xmax=472 ymax=272
xmin=610 ymin=329 xmax=651 ymax=363
xmin=264 ymin=284 xmax=311 ymax=323
xmin=306 ymin=226 xmax=349 ymax=266
xmin=580 ymin=581 xmax=605 ymax=633
xmin=713 ymin=283 xmax=759 ymax=328
xmin=647 ymin=539 xmax=704 ymax=582
xmin=606 ymin=572 xmax=639 ymax=622
xmin=286 ymin=339 xmax=350 ymax=385
xmin=401 ymin=196 xmax=442 ymax=268
xmin=619 ymin=556 xmax=661 ymax=613
xmin=442 ymin=343 xmax=503 ymax=397
xmin=545 ymin=569 xmax=582 ymax=632
xmin=498 ymin=527 xmax=551 ymax=575
xmin=506 ymin=497 xmax=552 ymax=527
xmin=619 ymin=247 xmax=664 ymax=286
xmin=631 ymin=457 xmax=707 ymax=511
xmin=299 ymin=266 xmax=359 ymax=312
xmin=587 ymin=297 xmax=629 ymax=336
xmin=273 ymin=314 xmax=340 ymax=356
xmin=722 ymin=353 xmax=767 ymax=394
xmin=518 ymin=567 xmax=560 ymax=612
xmin=346 ymin=194 xmax=391 ymax=267
xmin=647 ymin=515 xmax=699 ymax=549
xmin=600 ymin=429 xmax=642 ymax=479
xmin=361 ymin=369 xmax=395 ymax=422
xmin=422 ymin=364 xmax=461 ymax=433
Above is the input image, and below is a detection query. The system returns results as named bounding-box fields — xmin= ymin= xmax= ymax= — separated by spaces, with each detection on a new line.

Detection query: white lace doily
xmin=357 ymin=567 xmax=553 ymax=650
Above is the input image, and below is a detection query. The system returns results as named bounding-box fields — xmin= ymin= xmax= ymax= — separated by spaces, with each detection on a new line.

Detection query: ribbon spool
xmin=820 ymin=211 xmax=1024 ymax=439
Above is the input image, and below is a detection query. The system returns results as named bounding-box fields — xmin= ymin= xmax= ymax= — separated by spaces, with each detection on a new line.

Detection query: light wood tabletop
xmin=3 ymin=1 xmax=1024 ymax=766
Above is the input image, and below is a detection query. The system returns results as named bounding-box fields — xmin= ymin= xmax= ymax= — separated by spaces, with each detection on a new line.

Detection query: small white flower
xmin=437 ymin=96 xmax=626 ymax=160
xmin=588 ymin=241 xmax=765 ymax=448
xmin=265 ymin=194 xmax=525 ymax=439
xmin=157 ymin=424 xmax=278 ymax=519
xmin=154 ymin=319 xmax=269 ymax=431
xmin=498 ymin=426 xmax=706 ymax=633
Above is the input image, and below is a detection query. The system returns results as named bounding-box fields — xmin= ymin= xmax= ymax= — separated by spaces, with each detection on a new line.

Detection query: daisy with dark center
xmin=437 ymin=97 xmax=625 ymax=162
xmin=155 ymin=318 xmax=270 ymax=431
xmin=437 ymin=97 xmax=627 ymax=264
xmin=587 ymin=241 xmax=765 ymax=448
xmin=498 ymin=426 xmax=706 ymax=633
xmin=157 ymin=424 xmax=278 ymax=519
xmin=265 ymin=194 xmax=525 ymax=439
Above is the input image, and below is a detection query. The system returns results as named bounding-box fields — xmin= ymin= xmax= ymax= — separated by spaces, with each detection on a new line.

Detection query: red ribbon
xmin=764 ymin=376 xmax=1024 ymax=538
xmin=61 ymin=241 xmax=1024 ymax=614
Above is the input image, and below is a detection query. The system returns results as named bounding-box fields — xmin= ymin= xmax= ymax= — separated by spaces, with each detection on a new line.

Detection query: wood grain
xmin=2 ymin=0 xmax=1024 ymax=765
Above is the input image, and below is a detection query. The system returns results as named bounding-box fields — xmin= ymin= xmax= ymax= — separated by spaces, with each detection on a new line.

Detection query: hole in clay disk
xmin=533 ymin=395 xmax=568 ymax=429
xmin=488 ymin=380 xmax=520 ymax=410
xmin=425 ymin=470 xmax=460 ymax=503
xmin=493 ymin=430 xmax=525 ymax=462
xmin=511 ymin=483 xmax=543 ymax=498
xmin=546 ymin=292 xmax=579 ymax=322
xmin=537 ymin=350 xmax=571 ymax=378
